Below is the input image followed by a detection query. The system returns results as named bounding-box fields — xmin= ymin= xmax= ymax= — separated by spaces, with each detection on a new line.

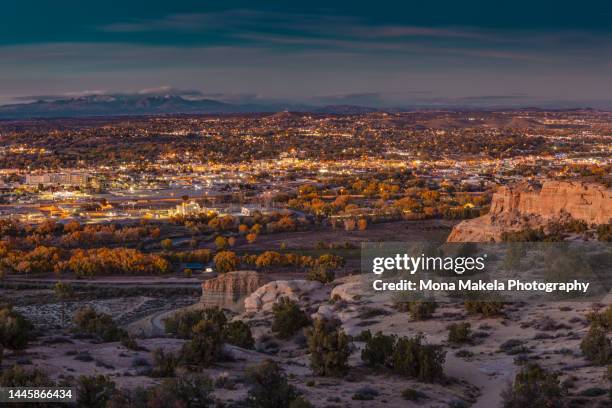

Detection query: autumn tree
xmin=160 ymin=239 xmax=173 ymax=251
xmin=213 ymin=251 xmax=238 ymax=273
xmin=215 ymin=236 xmax=228 ymax=250
xmin=246 ymin=233 xmax=258 ymax=244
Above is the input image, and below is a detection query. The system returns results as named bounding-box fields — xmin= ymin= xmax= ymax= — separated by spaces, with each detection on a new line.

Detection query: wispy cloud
xmin=95 ymin=9 xmax=612 ymax=64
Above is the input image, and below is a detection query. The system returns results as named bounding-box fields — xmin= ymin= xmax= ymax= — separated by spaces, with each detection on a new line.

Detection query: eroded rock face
xmin=330 ymin=279 xmax=363 ymax=302
xmin=244 ymin=280 xmax=324 ymax=313
xmin=201 ymin=271 xmax=265 ymax=310
xmin=448 ymin=181 xmax=612 ymax=242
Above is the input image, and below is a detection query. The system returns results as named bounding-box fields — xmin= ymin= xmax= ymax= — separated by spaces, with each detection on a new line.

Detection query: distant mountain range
xmin=0 ymin=94 xmax=379 ymax=119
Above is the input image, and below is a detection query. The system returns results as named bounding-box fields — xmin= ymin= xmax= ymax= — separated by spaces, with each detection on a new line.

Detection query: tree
xmin=398 ymin=300 xmax=437 ymax=320
xmin=161 ymin=239 xmax=173 ymax=251
xmin=271 ymin=297 xmax=310 ymax=339
xmin=215 ymin=236 xmax=228 ymax=250
xmin=0 ymin=305 xmax=34 ymax=350
xmin=151 ymin=347 xmax=179 ymax=377
xmin=361 ymin=331 xmax=395 ymax=368
xmin=316 ymin=254 xmax=345 ymax=270
xmin=213 ymin=251 xmax=238 ymax=273
xmin=255 ymin=251 xmax=283 ymax=270
xmin=224 ymin=320 xmax=254 ymax=349
xmin=580 ymin=324 xmax=611 ymax=365
xmin=246 ymin=232 xmax=258 ymax=244
xmin=179 ymin=320 xmax=224 ymax=367
xmin=305 ymin=318 xmax=351 ymax=377
xmin=306 ymin=265 xmax=335 ymax=283
xmin=73 ymin=306 xmax=125 ymax=342
xmin=76 ymin=375 xmax=116 ymax=408
xmin=391 ymin=334 xmax=445 ymax=382
xmin=246 ymin=360 xmax=298 ymax=408
xmin=164 ymin=308 xmax=227 ymax=339
xmin=54 ymin=281 xmax=74 ymax=327
xmin=447 ymin=323 xmax=471 ymax=344
xmin=501 ymin=364 xmax=563 ymax=408
xmin=586 ymin=305 xmax=612 ymax=330
xmin=147 ymin=373 xmax=214 ymax=408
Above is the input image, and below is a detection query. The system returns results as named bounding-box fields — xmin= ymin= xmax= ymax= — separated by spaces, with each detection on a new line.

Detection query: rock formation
xmin=244 ymin=280 xmax=326 ymax=313
xmin=200 ymin=271 xmax=265 ymax=310
xmin=448 ymin=180 xmax=611 ymax=242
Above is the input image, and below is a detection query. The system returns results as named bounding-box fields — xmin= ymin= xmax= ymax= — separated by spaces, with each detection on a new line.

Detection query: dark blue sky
xmin=2 ymin=1 xmax=612 ymax=107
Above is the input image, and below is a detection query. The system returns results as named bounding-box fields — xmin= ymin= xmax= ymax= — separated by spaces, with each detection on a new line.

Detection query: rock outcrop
xmin=448 ymin=180 xmax=612 ymax=242
xmin=200 ymin=271 xmax=265 ymax=310
xmin=244 ymin=280 xmax=326 ymax=313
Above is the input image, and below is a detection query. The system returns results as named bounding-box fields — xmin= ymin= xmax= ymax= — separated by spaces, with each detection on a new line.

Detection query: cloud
xmin=93 ymin=9 xmax=612 ymax=66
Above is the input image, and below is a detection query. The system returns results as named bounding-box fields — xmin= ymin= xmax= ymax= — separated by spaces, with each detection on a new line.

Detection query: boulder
xmin=330 ymin=279 xmax=363 ymax=302
xmin=244 ymin=280 xmax=323 ymax=313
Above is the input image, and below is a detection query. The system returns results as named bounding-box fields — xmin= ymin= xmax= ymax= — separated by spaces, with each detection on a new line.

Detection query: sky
xmin=2 ymin=0 xmax=612 ymax=108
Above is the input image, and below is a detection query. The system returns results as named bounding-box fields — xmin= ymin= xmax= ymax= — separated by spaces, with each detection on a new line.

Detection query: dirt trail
xmin=445 ymin=354 xmax=515 ymax=408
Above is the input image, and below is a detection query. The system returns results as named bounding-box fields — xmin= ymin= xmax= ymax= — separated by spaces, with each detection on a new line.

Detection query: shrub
xmin=108 ymin=373 xmax=214 ymax=408
xmin=447 ymin=323 xmax=472 ymax=344
xmin=501 ymin=363 xmax=563 ymax=408
xmin=578 ymin=387 xmax=607 ymax=397
xmin=354 ymin=329 xmax=372 ymax=342
xmin=271 ymin=297 xmax=310 ymax=339
xmin=305 ymin=318 xmax=351 ymax=377
xmin=0 ymin=305 xmax=34 ymax=350
xmin=224 ymin=320 xmax=254 ymax=349
xmin=401 ymin=387 xmax=427 ymax=401
xmin=148 ymin=373 xmax=214 ymax=407
xmin=164 ymin=308 xmax=227 ymax=339
xmin=0 ymin=365 xmax=53 ymax=387
xmin=352 ymin=386 xmax=379 ymax=400
xmin=499 ymin=339 xmax=528 ymax=355
xmin=289 ymin=396 xmax=314 ymax=408
xmin=586 ymin=305 xmax=612 ymax=330
xmin=151 ymin=347 xmax=179 ymax=377
xmin=455 ymin=349 xmax=474 ymax=358
xmin=120 ymin=335 xmax=139 ymax=351
xmin=179 ymin=320 xmax=224 ymax=367
xmin=246 ymin=360 xmax=298 ymax=408
xmin=73 ymin=306 xmax=125 ymax=342
xmin=580 ymin=324 xmax=612 ymax=365
xmin=391 ymin=334 xmax=445 ymax=382
xmin=464 ymin=300 xmax=504 ymax=317
xmin=405 ymin=300 xmax=437 ymax=320
xmin=361 ymin=331 xmax=395 ymax=368
xmin=76 ymin=375 xmax=116 ymax=408
xmin=316 ymin=254 xmax=345 ymax=270
xmin=306 ymin=266 xmax=335 ymax=283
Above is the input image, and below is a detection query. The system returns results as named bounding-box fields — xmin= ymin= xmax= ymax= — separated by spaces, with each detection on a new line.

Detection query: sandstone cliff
xmin=200 ymin=271 xmax=265 ymax=310
xmin=448 ymin=180 xmax=612 ymax=242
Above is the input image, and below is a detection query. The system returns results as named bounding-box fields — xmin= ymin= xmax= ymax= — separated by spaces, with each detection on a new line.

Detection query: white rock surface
xmin=244 ymin=280 xmax=323 ymax=313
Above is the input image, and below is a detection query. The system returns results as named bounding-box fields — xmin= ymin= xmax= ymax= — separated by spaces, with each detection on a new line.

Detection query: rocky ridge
xmin=448 ymin=180 xmax=611 ymax=242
